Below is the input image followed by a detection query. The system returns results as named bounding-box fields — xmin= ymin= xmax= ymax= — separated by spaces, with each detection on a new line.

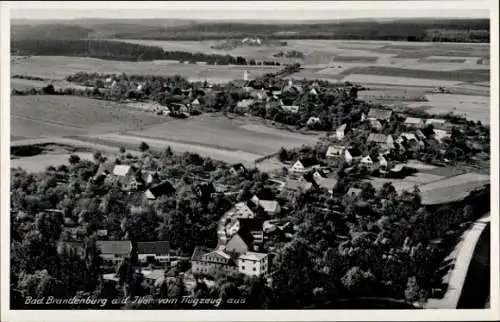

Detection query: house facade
xmin=96 ymin=241 xmax=133 ymax=265
xmin=137 ymin=241 xmax=171 ymax=264
xmin=236 ymin=252 xmax=269 ymax=277
xmin=191 ymin=247 xmax=237 ymax=275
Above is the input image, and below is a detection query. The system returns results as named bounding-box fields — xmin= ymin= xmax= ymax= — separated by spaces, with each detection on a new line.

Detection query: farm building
xmin=290 ymin=158 xmax=320 ymax=173
xmin=367 ymin=133 xmax=395 ymax=151
xmin=367 ymin=108 xmax=392 ymax=122
xmin=425 ymin=118 xmax=449 ymax=130
xmin=326 ymin=145 xmax=347 ymax=159
xmin=404 ymin=117 xmax=425 ymax=129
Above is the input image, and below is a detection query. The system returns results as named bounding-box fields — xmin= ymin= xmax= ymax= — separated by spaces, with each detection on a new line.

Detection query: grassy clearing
xmin=11 ymin=95 xmax=169 ymax=139
xmin=406 ymin=94 xmax=490 ymax=124
xmin=127 ymin=115 xmax=320 ymax=156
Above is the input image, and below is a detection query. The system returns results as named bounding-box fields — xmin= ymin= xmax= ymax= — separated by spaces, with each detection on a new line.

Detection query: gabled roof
xmin=326 ymin=145 xmax=346 ymax=156
xmin=285 ymin=178 xmax=313 ymax=192
xmin=145 ymin=180 xmax=176 ymax=199
xmin=367 ymin=108 xmax=392 ymax=121
xmin=258 ymin=200 xmax=280 ymax=214
xmin=191 ymin=246 xmax=211 ymax=261
xmin=425 ymin=118 xmax=447 ymax=125
xmin=337 ymin=123 xmax=347 ymax=132
xmin=315 ymin=177 xmax=338 ymax=191
xmin=96 ymin=241 xmax=132 ymax=255
xmin=367 ymin=133 xmax=389 ymax=143
xmin=296 ymin=157 xmax=319 ymax=168
xmin=346 ymin=147 xmax=363 ymax=157
xmin=226 ymin=233 xmax=251 ymax=252
xmin=137 ymin=241 xmax=170 ymax=255
xmin=113 ymin=165 xmax=133 ymax=177
xmin=404 ymin=117 xmax=424 ymax=124
xmin=361 ymin=155 xmax=373 ymax=163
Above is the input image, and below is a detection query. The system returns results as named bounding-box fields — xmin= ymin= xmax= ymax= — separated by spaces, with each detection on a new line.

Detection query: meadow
xmin=11 ymin=95 xmax=169 ymax=140
xmin=10 ymin=95 xmax=321 ymax=165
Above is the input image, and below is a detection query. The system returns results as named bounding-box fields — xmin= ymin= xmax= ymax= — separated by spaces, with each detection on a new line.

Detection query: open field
xmin=11 ymin=56 xmax=281 ymax=83
xmin=11 ymin=152 xmax=95 ymax=173
xmin=405 ymin=94 xmax=490 ymax=124
xmin=11 ymin=95 xmax=170 ymax=140
xmin=419 ymin=173 xmax=490 ymax=205
xmin=11 ymin=96 xmax=321 ymax=165
xmin=126 ymin=114 xmax=321 ymax=157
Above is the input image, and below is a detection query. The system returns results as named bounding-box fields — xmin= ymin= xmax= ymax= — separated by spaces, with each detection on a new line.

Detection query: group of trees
xmin=10 ymin=143 xmax=280 ymax=309
xmin=269 ymin=172 xmax=489 ymax=308
xmin=11 ymin=39 xmax=280 ymax=65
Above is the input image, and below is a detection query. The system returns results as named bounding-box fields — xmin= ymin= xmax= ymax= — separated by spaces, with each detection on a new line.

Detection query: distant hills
xmin=11 ymin=18 xmax=490 ymax=42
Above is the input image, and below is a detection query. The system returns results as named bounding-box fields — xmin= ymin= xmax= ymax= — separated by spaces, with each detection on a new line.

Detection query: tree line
xmin=10 ymin=39 xmax=281 ymax=65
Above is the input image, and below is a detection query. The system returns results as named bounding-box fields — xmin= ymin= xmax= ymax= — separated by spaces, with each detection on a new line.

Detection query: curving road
xmin=425 ymin=213 xmax=490 ymax=309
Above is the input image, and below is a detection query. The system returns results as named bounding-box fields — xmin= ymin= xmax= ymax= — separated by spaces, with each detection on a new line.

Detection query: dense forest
xmin=11 ymin=18 xmax=489 ymax=42
xmin=10 ymin=39 xmax=280 ymax=65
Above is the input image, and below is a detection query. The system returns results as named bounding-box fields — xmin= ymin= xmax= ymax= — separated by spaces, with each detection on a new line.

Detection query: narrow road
xmin=424 ymin=213 xmax=490 ymax=309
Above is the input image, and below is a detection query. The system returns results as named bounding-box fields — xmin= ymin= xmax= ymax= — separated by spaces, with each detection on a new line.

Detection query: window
xmin=241 ymin=266 xmax=245 ymax=270
xmin=253 ymin=268 xmax=256 ymax=271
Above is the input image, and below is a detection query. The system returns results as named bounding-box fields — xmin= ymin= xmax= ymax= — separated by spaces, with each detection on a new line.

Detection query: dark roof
xmin=347 ymin=147 xmax=363 ymax=157
xmin=191 ymin=246 xmax=211 ymax=261
xmin=231 ymin=79 xmax=250 ymax=88
xmin=147 ymin=180 xmax=176 ymax=198
xmin=298 ymin=157 xmax=318 ymax=168
xmin=137 ymin=241 xmax=170 ymax=255
xmin=96 ymin=241 xmax=132 ymax=255
xmin=367 ymin=108 xmax=392 ymax=121
xmin=239 ymin=218 xmax=264 ymax=233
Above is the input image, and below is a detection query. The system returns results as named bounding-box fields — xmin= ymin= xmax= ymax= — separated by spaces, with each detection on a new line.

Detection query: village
xmin=16 ymin=64 xmax=487 ymax=303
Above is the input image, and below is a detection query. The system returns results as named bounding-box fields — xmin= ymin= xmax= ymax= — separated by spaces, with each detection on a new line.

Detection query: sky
xmin=7 ymin=1 xmax=491 ymax=21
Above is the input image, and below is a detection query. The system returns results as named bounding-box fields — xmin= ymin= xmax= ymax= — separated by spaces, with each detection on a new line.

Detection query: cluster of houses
xmin=191 ymin=192 xmax=284 ymax=278
xmin=318 ymin=107 xmax=453 ymax=176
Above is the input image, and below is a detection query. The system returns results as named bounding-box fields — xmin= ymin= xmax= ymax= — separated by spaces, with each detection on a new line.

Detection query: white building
xmin=236 ymin=252 xmax=269 ymax=277
xmin=336 ymin=124 xmax=347 ymax=140
xmin=360 ymin=155 xmax=374 ymax=172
